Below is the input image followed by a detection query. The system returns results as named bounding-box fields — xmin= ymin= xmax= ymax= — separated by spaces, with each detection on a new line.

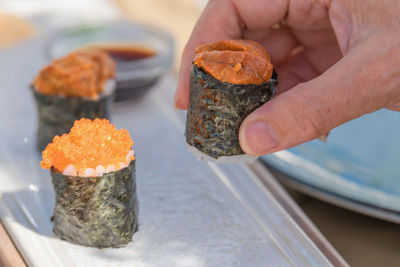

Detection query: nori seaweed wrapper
xmin=51 ymin=160 xmax=138 ymax=248
xmin=185 ymin=65 xmax=278 ymax=159
xmin=32 ymin=87 xmax=114 ymax=151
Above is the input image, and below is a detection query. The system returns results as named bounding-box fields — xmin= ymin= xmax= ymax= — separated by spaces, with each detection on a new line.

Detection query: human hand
xmin=174 ymin=0 xmax=400 ymax=155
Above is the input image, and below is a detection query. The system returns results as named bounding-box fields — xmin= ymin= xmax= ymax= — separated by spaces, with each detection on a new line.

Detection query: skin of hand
xmin=174 ymin=0 xmax=400 ymax=156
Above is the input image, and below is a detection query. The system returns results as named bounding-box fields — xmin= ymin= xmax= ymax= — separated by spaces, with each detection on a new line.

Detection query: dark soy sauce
xmin=82 ymin=44 xmax=155 ymax=64
xmin=103 ymin=47 xmax=155 ymax=63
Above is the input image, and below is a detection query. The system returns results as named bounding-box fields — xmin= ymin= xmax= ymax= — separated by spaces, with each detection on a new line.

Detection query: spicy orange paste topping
xmin=33 ymin=51 xmax=115 ymax=99
xmin=41 ymin=118 xmax=134 ymax=174
xmin=194 ymin=39 xmax=273 ymax=84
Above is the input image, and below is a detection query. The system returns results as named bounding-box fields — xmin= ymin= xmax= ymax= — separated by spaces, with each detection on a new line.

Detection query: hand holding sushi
xmin=175 ymin=0 xmax=400 ymax=156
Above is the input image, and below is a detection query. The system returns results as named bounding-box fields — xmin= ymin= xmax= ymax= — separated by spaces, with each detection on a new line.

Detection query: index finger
xmin=174 ymin=0 xmax=289 ymax=110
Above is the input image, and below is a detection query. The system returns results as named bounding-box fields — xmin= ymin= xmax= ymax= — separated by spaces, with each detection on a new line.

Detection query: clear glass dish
xmin=46 ymin=21 xmax=175 ymax=101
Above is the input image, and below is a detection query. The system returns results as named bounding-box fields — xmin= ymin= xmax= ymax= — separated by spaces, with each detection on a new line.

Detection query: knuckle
xmin=290 ymin=88 xmax=328 ymax=140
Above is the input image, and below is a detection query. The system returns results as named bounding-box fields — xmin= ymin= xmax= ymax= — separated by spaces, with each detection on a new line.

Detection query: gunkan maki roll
xmin=41 ymin=118 xmax=138 ymax=248
xmin=185 ymin=39 xmax=278 ymax=162
xmin=32 ymin=51 xmax=116 ymax=151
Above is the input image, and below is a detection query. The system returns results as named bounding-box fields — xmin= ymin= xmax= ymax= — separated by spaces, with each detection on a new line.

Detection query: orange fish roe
xmin=33 ymin=51 xmax=115 ymax=99
xmin=41 ymin=118 xmax=134 ymax=175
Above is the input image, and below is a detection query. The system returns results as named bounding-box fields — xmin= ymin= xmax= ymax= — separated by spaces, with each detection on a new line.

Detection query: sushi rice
xmin=63 ymin=149 xmax=134 ymax=176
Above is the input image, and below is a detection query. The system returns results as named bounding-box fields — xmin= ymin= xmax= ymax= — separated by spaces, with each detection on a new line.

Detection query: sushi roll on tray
xmin=41 ymin=118 xmax=138 ymax=248
xmin=32 ymin=51 xmax=116 ymax=151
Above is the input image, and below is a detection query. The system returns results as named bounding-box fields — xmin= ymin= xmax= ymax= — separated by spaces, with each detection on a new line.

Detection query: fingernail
xmin=242 ymin=121 xmax=279 ymax=155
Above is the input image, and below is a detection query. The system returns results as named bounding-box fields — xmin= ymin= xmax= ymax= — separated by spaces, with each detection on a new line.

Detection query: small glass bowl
xmin=46 ymin=21 xmax=175 ymax=101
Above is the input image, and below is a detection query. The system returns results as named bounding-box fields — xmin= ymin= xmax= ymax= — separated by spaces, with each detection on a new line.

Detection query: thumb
xmin=239 ymin=40 xmax=398 ymax=155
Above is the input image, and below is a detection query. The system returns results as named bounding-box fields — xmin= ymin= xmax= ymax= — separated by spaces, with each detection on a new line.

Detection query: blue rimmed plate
xmin=262 ymin=109 xmax=400 ymax=223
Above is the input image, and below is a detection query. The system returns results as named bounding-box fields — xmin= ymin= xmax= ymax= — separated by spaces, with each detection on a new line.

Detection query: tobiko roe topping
xmin=41 ymin=118 xmax=134 ymax=175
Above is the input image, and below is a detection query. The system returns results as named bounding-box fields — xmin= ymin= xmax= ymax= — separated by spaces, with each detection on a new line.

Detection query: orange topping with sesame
xmin=41 ymin=118 xmax=134 ymax=175
xmin=33 ymin=50 xmax=115 ymax=99
xmin=194 ymin=39 xmax=273 ymax=84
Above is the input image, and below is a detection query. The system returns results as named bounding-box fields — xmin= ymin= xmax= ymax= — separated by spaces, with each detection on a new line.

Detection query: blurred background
xmin=0 ymin=0 xmax=204 ymax=68
xmin=0 ymin=1 xmax=399 ymax=266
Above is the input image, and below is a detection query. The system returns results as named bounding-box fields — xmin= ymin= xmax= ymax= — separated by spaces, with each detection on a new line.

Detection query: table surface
xmin=1 ymin=1 xmax=399 ymax=266
xmin=0 ymin=223 xmax=26 ymax=267
xmin=274 ymin=171 xmax=400 ymax=267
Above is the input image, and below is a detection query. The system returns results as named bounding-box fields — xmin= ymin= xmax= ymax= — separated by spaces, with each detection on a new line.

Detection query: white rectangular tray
xmin=0 ymin=37 xmax=343 ymax=267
